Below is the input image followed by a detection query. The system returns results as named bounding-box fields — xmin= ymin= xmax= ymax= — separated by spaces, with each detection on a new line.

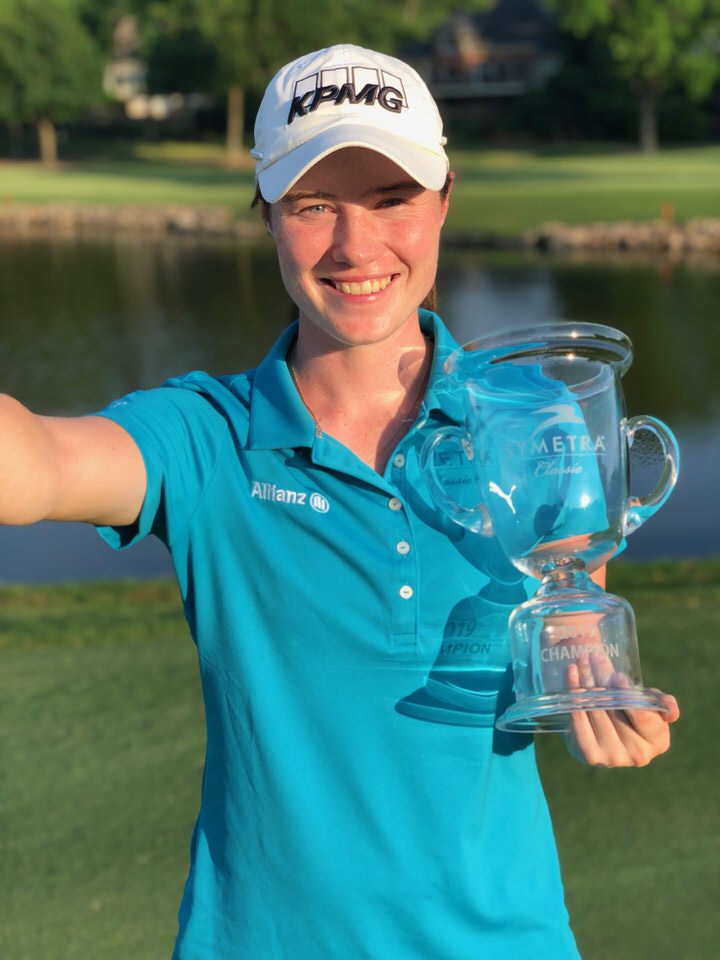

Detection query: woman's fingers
xmin=564 ymin=682 xmax=678 ymax=766
xmin=576 ymin=652 xmax=595 ymax=688
xmin=564 ymin=657 xmax=678 ymax=766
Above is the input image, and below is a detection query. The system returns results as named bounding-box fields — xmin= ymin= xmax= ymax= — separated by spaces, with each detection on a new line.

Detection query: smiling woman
xmin=2 ymin=42 xmax=679 ymax=960
xmin=261 ymin=148 xmax=450 ymax=472
xmin=252 ymin=169 xmax=452 ymax=314
xmin=270 ymin=151 xmax=447 ymax=357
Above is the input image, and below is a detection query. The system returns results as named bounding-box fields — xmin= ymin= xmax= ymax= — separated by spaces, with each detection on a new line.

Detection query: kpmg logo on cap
xmin=288 ymin=64 xmax=408 ymax=124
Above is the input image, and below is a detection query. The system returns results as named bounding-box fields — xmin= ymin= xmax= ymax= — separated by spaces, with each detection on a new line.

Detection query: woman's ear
xmin=438 ymin=171 xmax=454 ymax=228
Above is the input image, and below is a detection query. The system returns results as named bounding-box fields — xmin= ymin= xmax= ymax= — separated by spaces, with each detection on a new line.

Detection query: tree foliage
xmin=547 ymin=0 xmax=720 ymax=150
xmin=0 ymin=0 xmax=105 ymax=160
xmin=143 ymin=0 xmax=489 ymax=92
xmin=140 ymin=0 xmax=491 ymax=162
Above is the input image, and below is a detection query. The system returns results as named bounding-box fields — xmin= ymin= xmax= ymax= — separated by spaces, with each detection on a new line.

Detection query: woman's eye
xmin=301 ymin=204 xmax=328 ymax=215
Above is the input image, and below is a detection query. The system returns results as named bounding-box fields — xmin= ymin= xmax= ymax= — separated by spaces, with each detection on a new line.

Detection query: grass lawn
xmin=448 ymin=145 xmax=720 ymax=234
xmin=0 ymin=581 xmax=202 ymax=960
xmin=2 ymin=142 xmax=720 ymax=235
xmin=538 ymin=559 xmax=719 ymax=960
xmin=1 ymin=560 xmax=717 ymax=959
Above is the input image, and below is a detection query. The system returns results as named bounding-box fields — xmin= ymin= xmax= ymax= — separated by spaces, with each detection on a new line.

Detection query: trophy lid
xmin=447 ymin=322 xmax=634 ymax=378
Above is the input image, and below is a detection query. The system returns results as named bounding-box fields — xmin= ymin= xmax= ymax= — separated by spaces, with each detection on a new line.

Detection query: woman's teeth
xmin=330 ymin=276 xmax=392 ymax=295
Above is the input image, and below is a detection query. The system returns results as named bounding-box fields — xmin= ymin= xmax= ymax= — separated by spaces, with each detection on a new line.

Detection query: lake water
xmin=0 ymin=235 xmax=718 ymax=583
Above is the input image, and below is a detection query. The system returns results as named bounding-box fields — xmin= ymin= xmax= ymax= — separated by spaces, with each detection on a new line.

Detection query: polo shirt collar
xmin=248 ymin=322 xmax=315 ymax=450
xmin=248 ymin=311 xmax=465 ymax=451
xmin=419 ymin=309 xmax=465 ymax=425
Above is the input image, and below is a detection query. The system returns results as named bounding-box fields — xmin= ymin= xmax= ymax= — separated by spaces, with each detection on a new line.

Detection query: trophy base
xmin=495 ymin=687 xmax=669 ymax=733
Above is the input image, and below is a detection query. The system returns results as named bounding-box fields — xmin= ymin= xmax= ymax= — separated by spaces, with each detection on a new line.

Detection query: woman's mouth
xmin=322 ymin=275 xmax=394 ymax=296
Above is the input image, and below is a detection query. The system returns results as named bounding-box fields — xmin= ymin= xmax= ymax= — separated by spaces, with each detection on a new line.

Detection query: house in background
xmin=103 ymin=16 xmax=147 ymax=109
xmin=103 ymin=15 xmax=208 ymax=124
xmin=430 ymin=0 xmax=561 ymax=99
xmin=405 ymin=0 xmax=561 ymax=140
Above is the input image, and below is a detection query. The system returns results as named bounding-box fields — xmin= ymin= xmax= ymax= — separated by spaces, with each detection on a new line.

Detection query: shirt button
xmin=388 ymin=497 xmax=403 ymax=511
xmin=396 ymin=541 xmax=411 ymax=555
xmin=399 ymin=585 xmax=414 ymax=600
xmin=393 ymin=453 xmax=406 ymax=468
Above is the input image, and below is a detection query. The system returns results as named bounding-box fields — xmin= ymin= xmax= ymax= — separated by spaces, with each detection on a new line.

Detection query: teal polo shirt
xmin=97 ymin=311 xmax=580 ymax=960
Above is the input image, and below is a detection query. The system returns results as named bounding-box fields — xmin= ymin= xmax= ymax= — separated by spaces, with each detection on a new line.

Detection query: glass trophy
xmin=422 ymin=322 xmax=679 ymax=733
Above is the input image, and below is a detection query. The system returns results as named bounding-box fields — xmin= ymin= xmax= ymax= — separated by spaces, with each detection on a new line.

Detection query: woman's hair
xmin=420 ymin=173 xmax=452 ymax=312
xmin=252 ymin=172 xmax=452 ymax=314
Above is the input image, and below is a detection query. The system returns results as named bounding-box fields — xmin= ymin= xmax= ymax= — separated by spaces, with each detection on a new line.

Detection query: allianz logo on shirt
xmin=250 ymin=480 xmax=330 ymax=513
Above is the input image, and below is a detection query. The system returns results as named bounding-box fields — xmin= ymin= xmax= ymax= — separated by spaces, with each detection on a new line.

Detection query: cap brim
xmin=257 ymin=122 xmax=448 ymax=203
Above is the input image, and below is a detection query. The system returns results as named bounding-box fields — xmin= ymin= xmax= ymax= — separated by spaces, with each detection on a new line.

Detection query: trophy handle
xmin=623 ymin=415 xmax=680 ymax=535
xmin=421 ymin=426 xmax=493 ymax=535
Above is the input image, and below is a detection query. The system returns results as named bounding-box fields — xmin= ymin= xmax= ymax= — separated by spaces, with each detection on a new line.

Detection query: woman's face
xmin=267 ymin=147 xmax=451 ymax=352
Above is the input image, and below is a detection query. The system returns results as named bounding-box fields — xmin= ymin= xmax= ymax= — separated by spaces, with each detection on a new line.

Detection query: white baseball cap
xmin=252 ymin=44 xmax=449 ymax=203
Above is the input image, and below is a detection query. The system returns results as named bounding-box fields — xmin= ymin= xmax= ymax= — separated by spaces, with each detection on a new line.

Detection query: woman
xmin=1 ymin=44 xmax=678 ymax=959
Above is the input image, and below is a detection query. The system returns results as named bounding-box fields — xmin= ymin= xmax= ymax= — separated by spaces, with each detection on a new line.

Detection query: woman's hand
xmin=563 ymin=653 xmax=680 ymax=766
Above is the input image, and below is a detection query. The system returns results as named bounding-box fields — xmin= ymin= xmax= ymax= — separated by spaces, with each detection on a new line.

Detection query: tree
xmin=0 ymin=0 xmax=105 ymax=163
xmin=142 ymin=0 xmax=491 ymax=167
xmin=547 ymin=0 xmax=720 ymax=151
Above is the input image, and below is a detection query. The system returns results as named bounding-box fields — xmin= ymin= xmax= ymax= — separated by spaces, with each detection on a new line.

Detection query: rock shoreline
xmin=447 ymin=218 xmax=720 ymax=255
xmin=1 ymin=202 xmax=719 ymax=255
xmin=0 ymin=203 xmax=264 ymax=239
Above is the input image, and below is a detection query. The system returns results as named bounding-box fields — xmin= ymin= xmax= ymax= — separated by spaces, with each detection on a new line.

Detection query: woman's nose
xmin=331 ymin=209 xmax=383 ymax=266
